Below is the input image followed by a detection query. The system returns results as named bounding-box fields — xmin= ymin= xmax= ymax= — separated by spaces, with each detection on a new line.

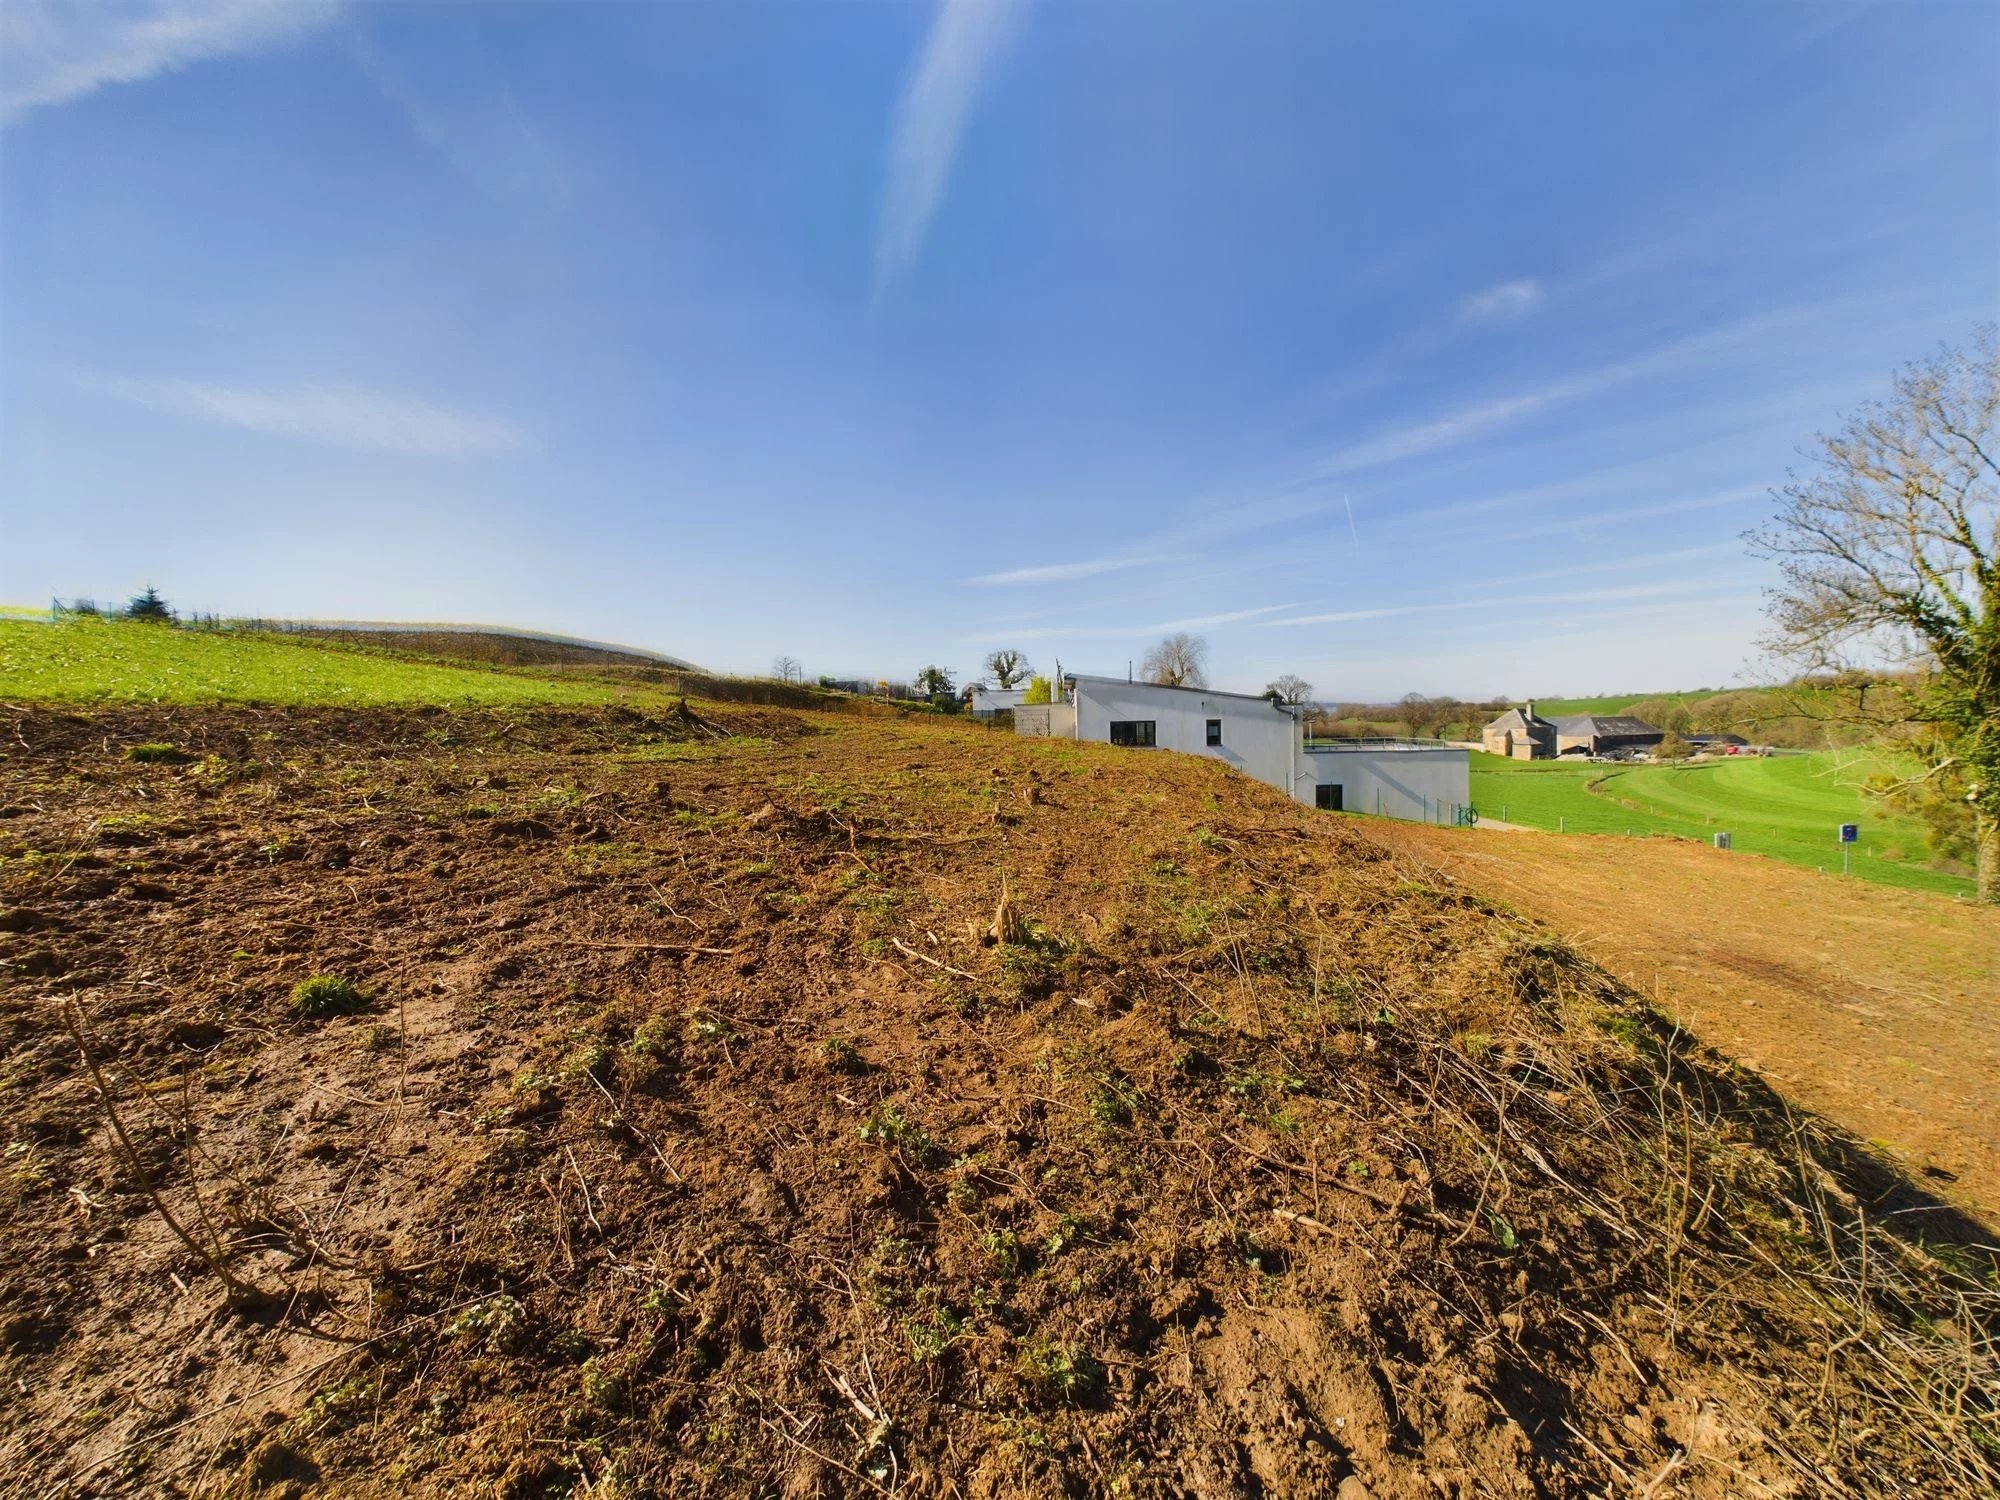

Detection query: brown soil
xmin=2 ymin=705 xmax=1994 ymax=1498
xmin=1369 ymin=822 xmax=2000 ymax=1225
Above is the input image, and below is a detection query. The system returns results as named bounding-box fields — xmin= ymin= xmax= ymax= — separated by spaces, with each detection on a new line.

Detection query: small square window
xmin=1205 ymin=718 xmax=1222 ymax=747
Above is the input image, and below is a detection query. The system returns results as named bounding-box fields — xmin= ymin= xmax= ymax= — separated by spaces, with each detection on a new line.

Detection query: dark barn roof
xmin=1553 ymin=715 xmax=1662 ymax=738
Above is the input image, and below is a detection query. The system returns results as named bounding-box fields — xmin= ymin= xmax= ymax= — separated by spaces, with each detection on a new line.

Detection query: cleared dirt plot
xmin=2 ymin=702 xmax=1995 ymax=1497
xmin=1369 ymin=820 xmax=2000 ymax=1229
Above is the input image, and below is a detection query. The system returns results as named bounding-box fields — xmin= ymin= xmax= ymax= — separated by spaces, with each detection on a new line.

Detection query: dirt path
xmin=1368 ymin=821 xmax=2000 ymax=1226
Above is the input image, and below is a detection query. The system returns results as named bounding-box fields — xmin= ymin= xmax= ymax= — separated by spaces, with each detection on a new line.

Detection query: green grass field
xmin=1470 ymin=749 xmax=1973 ymax=896
xmin=0 ymin=618 xmax=637 ymax=707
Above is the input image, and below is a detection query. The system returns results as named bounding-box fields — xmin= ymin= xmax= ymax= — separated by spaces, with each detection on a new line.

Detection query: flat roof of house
xmin=1305 ymin=739 xmax=1465 ymax=754
xmin=1064 ymin=673 xmax=1294 ymax=709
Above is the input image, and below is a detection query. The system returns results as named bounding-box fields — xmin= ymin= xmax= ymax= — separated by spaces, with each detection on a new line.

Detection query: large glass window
xmin=1108 ymin=720 xmax=1156 ymax=747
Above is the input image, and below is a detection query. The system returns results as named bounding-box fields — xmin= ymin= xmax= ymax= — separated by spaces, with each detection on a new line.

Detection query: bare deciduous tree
xmin=1264 ymin=674 xmax=1312 ymax=706
xmin=1141 ymin=632 xmax=1208 ymax=688
xmin=983 ymin=648 xmax=1031 ymax=689
xmin=1395 ymin=693 xmax=1449 ymax=739
xmin=771 ymin=655 xmax=801 ymax=684
xmin=1748 ymin=326 xmax=1998 ymax=901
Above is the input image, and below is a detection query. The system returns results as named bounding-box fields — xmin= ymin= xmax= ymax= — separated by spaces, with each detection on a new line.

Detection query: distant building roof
xmin=1553 ymin=714 xmax=1662 ymax=737
xmin=1065 ymin=674 xmax=1294 ymax=710
xmin=1484 ymin=706 xmax=1553 ymax=732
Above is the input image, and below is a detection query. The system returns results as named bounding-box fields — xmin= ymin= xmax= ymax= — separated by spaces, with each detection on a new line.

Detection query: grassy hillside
xmin=1528 ymin=689 xmax=1733 ymax=718
xmin=1470 ymin=748 xmax=1971 ymax=896
xmin=0 ymin=617 xmax=639 ymax=707
xmin=298 ymin=625 xmax=699 ymax=673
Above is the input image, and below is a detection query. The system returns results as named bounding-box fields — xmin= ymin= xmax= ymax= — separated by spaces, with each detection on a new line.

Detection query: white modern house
xmin=967 ymin=684 xmax=1030 ymax=717
xmin=1015 ymin=674 xmax=1472 ymax=824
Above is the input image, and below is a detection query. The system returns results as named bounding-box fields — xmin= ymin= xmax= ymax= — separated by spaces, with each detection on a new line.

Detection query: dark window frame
xmin=1205 ymin=718 xmax=1222 ymax=747
xmin=1314 ymin=783 xmax=1344 ymax=811
xmin=1108 ymin=719 xmax=1157 ymax=748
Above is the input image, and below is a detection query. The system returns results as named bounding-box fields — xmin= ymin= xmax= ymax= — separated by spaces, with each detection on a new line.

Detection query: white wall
xmin=1301 ymin=747 xmax=1471 ymax=822
xmin=1013 ymin=702 xmax=1076 ymax=738
xmin=969 ymin=686 xmax=1028 ymax=714
xmin=1071 ymin=679 xmax=1298 ymax=795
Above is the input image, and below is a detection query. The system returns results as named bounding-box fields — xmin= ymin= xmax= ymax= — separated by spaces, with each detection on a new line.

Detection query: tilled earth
xmin=1366 ymin=819 xmax=2000 ymax=1223
xmin=1 ymin=703 xmax=1993 ymax=1498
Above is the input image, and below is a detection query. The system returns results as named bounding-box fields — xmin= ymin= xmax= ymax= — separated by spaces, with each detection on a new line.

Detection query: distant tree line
xmin=54 ymin=587 xmax=179 ymax=624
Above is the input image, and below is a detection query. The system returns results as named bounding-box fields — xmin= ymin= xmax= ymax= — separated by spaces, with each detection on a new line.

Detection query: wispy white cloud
xmin=874 ymin=0 xmax=1016 ymax=290
xmin=92 ymin=376 xmax=526 ymax=456
xmin=972 ymin=604 xmax=1295 ymax=643
xmin=344 ymin=28 xmax=566 ymax=202
xmin=1459 ymin=278 xmax=1543 ymax=324
xmin=1491 ymin=541 xmax=1743 ymax=587
xmin=1156 ymin=604 xmax=1297 ymax=631
xmin=1257 ymin=577 xmax=1754 ymax=630
xmin=1317 ymin=389 xmax=1558 ymax=476
xmin=0 ymin=0 xmax=336 ymax=124
xmin=1489 ymin=484 xmax=1766 ymax=543
xmin=973 ymin=579 xmax=1754 ymax=650
xmin=1314 ymin=305 xmax=1827 ymax=479
xmin=967 ymin=553 xmax=1182 ymax=586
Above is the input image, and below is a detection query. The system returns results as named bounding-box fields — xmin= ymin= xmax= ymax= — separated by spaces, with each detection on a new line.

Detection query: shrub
xmin=291 ymin=974 xmax=367 ymax=1019
xmin=124 ymin=586 xmax=174 ymax=623
xmin=444 ymin=1294 xmax=526 ymax=1353
xmin=1017 ymin=1338 xmax=1105 ymax=1405
xmin=625 ymin=1013 xmax=675 ymax=1060
xmin=981 ymin=1228 xmax=1022 ymax=1277
xmin=858 ymin=1103 xmax=941 ymax=1166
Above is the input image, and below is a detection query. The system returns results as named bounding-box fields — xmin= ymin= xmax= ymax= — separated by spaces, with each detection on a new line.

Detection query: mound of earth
xmin=1 ymin=705 xmax=1993 ymax=1497
xmin=297 ymin=627 xmax=700 ymax=674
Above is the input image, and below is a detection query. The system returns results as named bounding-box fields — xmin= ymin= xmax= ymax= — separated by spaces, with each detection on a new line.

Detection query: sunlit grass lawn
xmin=1470 ymin=749 xmax=1972 ymax=897
xmin=0 ymin=618 xmax=638 ymax=708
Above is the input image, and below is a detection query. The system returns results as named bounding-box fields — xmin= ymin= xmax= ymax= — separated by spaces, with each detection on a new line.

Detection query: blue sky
xmin=2 ymin=1 xmax=1994 ymax=700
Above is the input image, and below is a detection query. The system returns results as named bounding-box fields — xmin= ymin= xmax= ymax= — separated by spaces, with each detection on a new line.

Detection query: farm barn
xmin=1017 ymin=674 xmax=1472 ymax=824
xmin=1554 ymin=713 xmax=1664 ymax=758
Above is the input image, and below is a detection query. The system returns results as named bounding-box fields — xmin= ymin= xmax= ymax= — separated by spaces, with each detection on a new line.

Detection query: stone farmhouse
xmin=1481 ymin=703 xmax=1557 ymax=760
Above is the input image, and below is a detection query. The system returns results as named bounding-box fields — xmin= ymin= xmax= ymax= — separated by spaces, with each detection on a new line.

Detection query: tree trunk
xmin=1978 ymin=809 xmax=1999 ymax=905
